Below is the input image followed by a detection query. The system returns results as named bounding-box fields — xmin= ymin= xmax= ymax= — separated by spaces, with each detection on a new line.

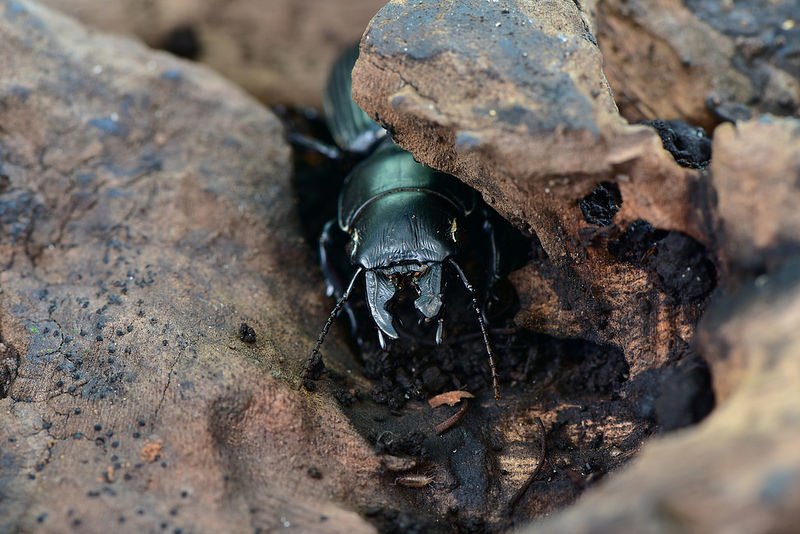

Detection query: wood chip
xmin=140 ymin=440 xmax=163 ymax=463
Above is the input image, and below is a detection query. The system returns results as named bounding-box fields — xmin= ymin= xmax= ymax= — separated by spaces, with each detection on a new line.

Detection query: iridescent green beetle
xmin=304 ymin=45 xmax=504 ymax=399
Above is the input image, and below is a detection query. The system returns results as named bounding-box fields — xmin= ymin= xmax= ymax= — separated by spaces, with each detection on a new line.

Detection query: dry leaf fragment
xmin=427 ymin=390 xmax=474 ymax=408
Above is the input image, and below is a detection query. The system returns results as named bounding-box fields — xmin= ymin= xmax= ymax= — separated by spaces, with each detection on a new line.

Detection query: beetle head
xmin=365 ymin=261 xmax=444 ymax=347
xmin=348 ymin=191 xmax=459 ymax=347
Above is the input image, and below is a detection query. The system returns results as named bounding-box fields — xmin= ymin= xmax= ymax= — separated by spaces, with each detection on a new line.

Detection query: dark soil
xmin=579 ymin=182 xmax=622 ymax=226
xmin=610 ymin=220 xmax=717 ymax=303
xmin=646 ymin=119 xmax=712 ymax=169
xmin=158 ymin=24 xmax=203 ymax=61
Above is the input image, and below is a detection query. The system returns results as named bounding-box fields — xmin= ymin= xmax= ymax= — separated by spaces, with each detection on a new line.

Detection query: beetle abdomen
xmin=323 ymin=44 xmax=385 ymax=154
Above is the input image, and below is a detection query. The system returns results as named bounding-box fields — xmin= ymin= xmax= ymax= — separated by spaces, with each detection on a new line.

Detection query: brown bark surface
xmin=0 ymin=2 xmax=384 ymax=531
xmin=530 ymin=119 xmax=800 ymax=533
xmin=3 ymin=0 xmax=800 ymax=532
xmin=596 ymin=0 xmax=800 ymax=129
xmin=352 ymin=0 xmax=714 ymax=380
xmin=39 ymin=0 xmax=388 ymax=106
xmin=348 ymin=0 xmax=800 ymax=531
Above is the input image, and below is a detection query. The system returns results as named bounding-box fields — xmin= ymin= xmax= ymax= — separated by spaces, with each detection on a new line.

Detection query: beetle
xmin=302 ymin=45 xmax=511 ymax=399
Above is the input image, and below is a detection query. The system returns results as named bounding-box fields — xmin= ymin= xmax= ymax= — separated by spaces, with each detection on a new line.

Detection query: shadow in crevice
xmin=0 ymin=336 xmax=20 ymax=399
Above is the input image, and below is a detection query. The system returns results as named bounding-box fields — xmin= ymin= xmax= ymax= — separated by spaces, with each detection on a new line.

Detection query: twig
xmin=434 ymin=401 xmax=470 ymax=434
xmin=508 ymin=417 xmax=547 ymax=514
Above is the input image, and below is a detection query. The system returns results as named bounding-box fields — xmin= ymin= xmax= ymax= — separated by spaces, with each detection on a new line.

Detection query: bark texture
xmin=350 ymin=0 xmax=800 ymax=532
xmin=0 ymin=2 xmax=385 ymax=531
xmin=596 ymin=0 xmax=800 ymax=129
xmin=39 ymin=0 xmax=388 ymax=105
xmin=352 ymin=0 xmax=715 ymax=382
xmin=4 ymin=0 xmax=800 ymax=532
xmin=530 ymin=117 xmax=800 ymax=533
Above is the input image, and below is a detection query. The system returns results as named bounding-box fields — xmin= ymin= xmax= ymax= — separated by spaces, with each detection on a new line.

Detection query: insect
xmin=394 ymin=472 xmax=436 ymax=489
xmin=302 ymin=45 xmax=518 ymax=400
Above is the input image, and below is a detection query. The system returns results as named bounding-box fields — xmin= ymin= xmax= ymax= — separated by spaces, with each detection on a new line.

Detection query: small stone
xmin=238 ymin=323 xmax=257 ymax=344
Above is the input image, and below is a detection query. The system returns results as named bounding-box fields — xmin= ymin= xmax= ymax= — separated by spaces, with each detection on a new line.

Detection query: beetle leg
xmin=320 ymin=220 xmax=345 ymax=297
xmin=319 ymin=219 xmax=363 ymax=338
xmin=288 ymin=132 xmax=342 ymax=160
xmin=365 ymin=270 xmax=400 ymax=341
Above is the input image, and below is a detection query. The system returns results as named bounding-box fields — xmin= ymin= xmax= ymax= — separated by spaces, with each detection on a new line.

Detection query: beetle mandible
xmin=302 ymin=45 xmax=506 ymax=399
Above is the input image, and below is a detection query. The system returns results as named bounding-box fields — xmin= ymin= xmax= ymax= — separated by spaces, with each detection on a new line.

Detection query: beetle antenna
xmin=447 ymin=259 xmax=500 ymax=401
xmin=303 ymin=267 xmax=364 ymax=384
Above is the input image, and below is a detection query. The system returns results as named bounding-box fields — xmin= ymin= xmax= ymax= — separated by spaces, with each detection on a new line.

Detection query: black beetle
xmin=302 ymin=45 xmax=512 ymax=399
